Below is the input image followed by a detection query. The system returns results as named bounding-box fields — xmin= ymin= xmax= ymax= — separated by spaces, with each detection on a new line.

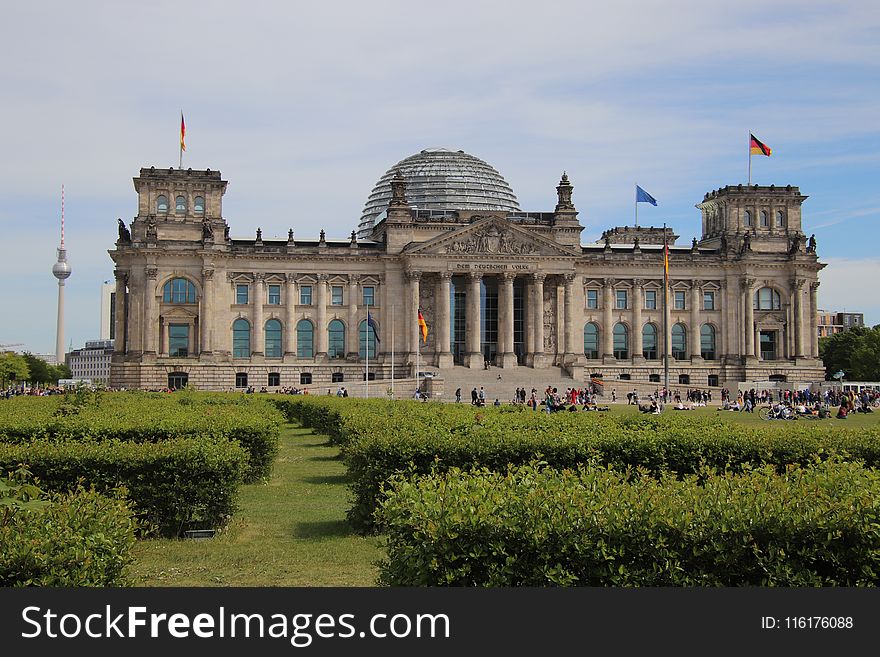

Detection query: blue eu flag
xmin=636 ymin=185 xmax=658 ymax=206
xmin=367 ymin=311 xmax=381 ymax=343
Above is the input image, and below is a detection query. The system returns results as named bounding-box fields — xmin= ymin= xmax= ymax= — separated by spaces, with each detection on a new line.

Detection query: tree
xmin=0 ymin=352 xmax=30 ymax=387
xmin=50 ymin=363 xmax=72 ymax=382
xmin=819 ymin=325 xmax=880 ymax=380
xmin=22 ymin=353 xmax=51 ymax=384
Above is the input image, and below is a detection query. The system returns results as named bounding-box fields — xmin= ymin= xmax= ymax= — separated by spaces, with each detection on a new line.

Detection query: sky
xmin=1 ymin=0 xmax=878 ymax=354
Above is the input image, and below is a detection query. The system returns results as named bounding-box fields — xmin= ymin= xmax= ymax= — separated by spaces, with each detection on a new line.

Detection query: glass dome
xmin=357 ymin=148 xmax=520 ymax=238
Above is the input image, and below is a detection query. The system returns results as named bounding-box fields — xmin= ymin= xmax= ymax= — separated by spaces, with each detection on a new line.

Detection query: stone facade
xmin=109 ymin=164 xmax=826 ymax=391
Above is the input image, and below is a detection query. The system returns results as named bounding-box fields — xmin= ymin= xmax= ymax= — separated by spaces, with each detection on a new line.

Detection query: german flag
xmin=417 ymin=309 xmax=428 ymax=343
xmin=664 ymin=239 xmax=669 ymax=276
xmin=750 ymin=133 xmax=771 ymax=157
xmin=180 ymin=112 xmax=186 ymax=152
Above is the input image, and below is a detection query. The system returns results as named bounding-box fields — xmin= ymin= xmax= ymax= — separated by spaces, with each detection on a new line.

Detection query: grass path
xmin=129 ymin=424 xmax=380 ymax=586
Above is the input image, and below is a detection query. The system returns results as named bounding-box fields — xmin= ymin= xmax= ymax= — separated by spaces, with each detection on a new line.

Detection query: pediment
xmin=162 ymin=307 xmax=198 ymax=320
xmin=404 ymin=217 xmax=579 ymax=258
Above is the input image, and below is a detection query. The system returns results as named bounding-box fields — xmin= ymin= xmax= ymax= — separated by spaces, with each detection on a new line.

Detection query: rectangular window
xmin=362 ymin=286 xmax=375 ymax=306
xmin=645 ymin=290 xmax=657 ymax=310
xmin=168 ymin=324 xmax=189 ymax=357
xmin=236 ymin=284 xmax=249 ymax=305
xmin=674 ymin=291 xmax=686 ymax=310
xmin=299 ymin=285 xmax=312 ymax=305
xmin=615 ymin=290 xmax=628 ymax=310
xmin=586 ymin=289 xmax=598 ymax=309
xmin=268 ymin=284 xmax=281 ymax=305
xmin=703 ymin=291 xmax=715 ymax=311
xmin=331 ymin=286 xmax=343 ymax=305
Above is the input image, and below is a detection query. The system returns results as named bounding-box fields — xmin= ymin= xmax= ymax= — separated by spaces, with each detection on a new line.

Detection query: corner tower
xmin=696 ymin=184 xmax=807 ymax=255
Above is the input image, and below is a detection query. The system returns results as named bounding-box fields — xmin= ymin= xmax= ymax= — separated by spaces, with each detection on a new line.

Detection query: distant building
xmin=817 ymin=310 xmax=865 ymax=338
xmin=27 ymin=353 xmax=59 ymax=366
xmin=67 ymin=340 xmax=114 ymax=385
xmin=100 ymin=281 xmax=116 ymax=341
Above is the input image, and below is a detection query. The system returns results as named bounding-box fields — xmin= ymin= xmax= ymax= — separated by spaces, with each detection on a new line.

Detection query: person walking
xmin=471 ymin=387 xmax=478 ymax=405
xmin=455 ymin=387 xmax=462 ymax=403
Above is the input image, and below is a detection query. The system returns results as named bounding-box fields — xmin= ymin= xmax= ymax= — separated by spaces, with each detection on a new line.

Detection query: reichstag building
xmin=108 ymin=148 xmax=825 ymax=391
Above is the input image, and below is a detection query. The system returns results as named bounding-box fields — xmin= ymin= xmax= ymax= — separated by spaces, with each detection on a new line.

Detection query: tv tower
xmin=52 ymin=185 xmax=72 ymax=364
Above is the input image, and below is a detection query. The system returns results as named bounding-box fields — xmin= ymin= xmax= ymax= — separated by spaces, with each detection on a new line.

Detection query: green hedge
xmin=0 ymin=392 xmax=281 ymax=482
xmin=278 ymin=399 xmax=880 ymax=530
xmin=0 ymin=438 xmax=248 ymax=536
xmin=378 ymin=461 xmax=880 ymax=586
xmin=0 ymin=487 xmax=137 ymax=586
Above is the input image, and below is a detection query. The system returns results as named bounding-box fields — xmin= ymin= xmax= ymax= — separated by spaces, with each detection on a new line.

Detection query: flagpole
xmin=747 ymin=130 xmax=751 ymax=186
xmin=391 ymin=305 xmax=395 ymax=399
xmin=365 ymin=314 xmax=369 ymax=399
xmin=635 ymin=184 xmax=638 ymax=228
xmin=416 ymin=309 xmax=420 ymax=398
xmin=663 ymin=223 xmax=670 ymax=395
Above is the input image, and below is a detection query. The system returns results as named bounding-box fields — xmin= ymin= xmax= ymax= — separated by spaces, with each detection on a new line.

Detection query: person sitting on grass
xmin=836 ymin=403 xmax=848 ymax=419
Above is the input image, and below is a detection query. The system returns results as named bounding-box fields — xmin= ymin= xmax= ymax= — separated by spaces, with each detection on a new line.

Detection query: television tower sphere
xmin=53 ymin=249 xmax=72 ymax=280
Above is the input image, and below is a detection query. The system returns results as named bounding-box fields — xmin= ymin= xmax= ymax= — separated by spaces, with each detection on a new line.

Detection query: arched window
xmin=753 ymin=287 xmax=781 ymax=310
xmin=265 ymin=319 xmax=283 ymax=358
xmin=613 ymin=323 xmax=628 ymax=360
xmin=156 ymin=195 xmax=168 ymax=213
xmin=672 ymin=323 xmax=687 ymax=360
xmin=296 ymin=320 xmax=314 ymax=358
xmin=776 ymin=210 xmax=785 ymax=228
xmin=760 ymin=210 xmax=769 ymax=227
xmin=359 ymin=320 xmax=377 ymax=359
xmin=700 ymin=324 xmax=716 ymax=360
xmin=583 ymin=323 xmax=599 ymax=359
xmin=175 ymin=195 xmax=187 ymax=213
xmin=328 ymin=320 xmax=345 ymax=358
xmin=642 ymin=323 xmax=658 ymax=360
xmin=194 ymin=196 xmax=205 ymax=214
xmin=162 ymin=278 xmax=197 ymax=304
xmin=233 ymin=318 xmax=251 ymax=358
xmin=744 ymin=210 xmax=752 ymax=227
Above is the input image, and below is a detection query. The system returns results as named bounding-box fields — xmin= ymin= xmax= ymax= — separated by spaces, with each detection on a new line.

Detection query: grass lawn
xmin=129 ymin=424 xmax=381 ymax=586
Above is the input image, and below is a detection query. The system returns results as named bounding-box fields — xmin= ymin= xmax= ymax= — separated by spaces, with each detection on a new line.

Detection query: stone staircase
xmin=433 ymin=365 xmax=579 ymax=403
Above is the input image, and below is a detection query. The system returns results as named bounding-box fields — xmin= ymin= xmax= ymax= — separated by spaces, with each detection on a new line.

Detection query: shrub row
xmin=0 ymin=438 xmax=248 ymax=536
xmin=277 ymin=398 xmax=880 ymax=530
xmin=378 ymin=461 xmax=880 ymax=586
xmin=1 ymin=487 xmax=137 ymax=586
xmin=0 ymin=392 xmax=281 ymax=482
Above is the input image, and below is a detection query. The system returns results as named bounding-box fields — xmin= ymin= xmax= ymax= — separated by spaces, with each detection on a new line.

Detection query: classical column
xmin=113 ymin=270 xmax=128 ymax=356
xmin=437 ymin=272 xmax=453 ymax=368
xmin=406 ymin=270 xmax=421 ymax=364
xmin=632 ymin=279 xmax=644 ymax=362
xmin=563 ymin=273 xmax=577 ymax=365
xmin=792 ymin=277 xmax=805 ymax=358
xmin=742 ymin=277 xmax=756 ymax=361
xmin=500 ymin=272 xmax=517 ymax=368
xmin=602 ymin=277 xmax=615 ymax=361
xmin=200 ymin=268 xmax=213 ymax=355
xmin=719 ymin=281 xmax=728 ymax=361
xmin=531 ymin=273 xmax=547 ymax=368
xmin=143 ymin=267 xmax=158 ymax=355
xmin=252 ymin=273 xmax=264 ymax=356
xmin=347 ymin=274 xmax=360 ymax=360
xmin=285 ymin=274 xmax=297 ymax=358
xmin=465 ymin=272 xmax=483 ymax=368
xmin=809 ymin=282 xmax=820 ymax=358
xmin=315 ymin=274 xmax=328 ymax=359
xmin=690 ymin=281 xmax=702 ymax=360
